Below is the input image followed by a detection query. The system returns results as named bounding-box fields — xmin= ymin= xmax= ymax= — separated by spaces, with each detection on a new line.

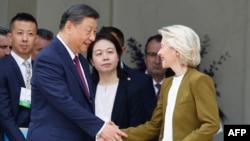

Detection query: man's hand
xmin=99 ymin=121 xmax=128 ymax=141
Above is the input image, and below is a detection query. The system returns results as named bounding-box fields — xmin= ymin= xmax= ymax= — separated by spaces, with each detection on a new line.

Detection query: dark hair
xmin=37 ymin=28 xmax=54 ymax=41
xmin=87 ymin=33 xmax=127 ymax=83
xmin=9 ymin=12 xmax=38 ymax=32
xmin=144 ymin=34 xmax=162 ymax=53
xmin=0 ymin=26 xmax=9 ymax=36
xmin=98 ymin=26 xmax=124 ymax=47
xmin=59 ymin=3 xmax=99 ymax=30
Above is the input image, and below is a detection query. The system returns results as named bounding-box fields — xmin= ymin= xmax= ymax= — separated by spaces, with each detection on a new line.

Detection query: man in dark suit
xmin=0 ymin=26 xmax=11 ymax=59
xmin=26 ymin=4 xmax=126 ymax=141
xmin=98 ymin=26 xmax=157 ymax=121
xmin=0 ymin=13 xmax=37 ymax=141
xmin=144 ymin=34 xmax=174 ymax=99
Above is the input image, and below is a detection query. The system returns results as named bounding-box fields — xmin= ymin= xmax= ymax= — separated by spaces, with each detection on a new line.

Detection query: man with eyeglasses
xmin=0 ymin=26 xmax=11 ymax=59
xmin=144 ymin=34 xmax=174 ymax=99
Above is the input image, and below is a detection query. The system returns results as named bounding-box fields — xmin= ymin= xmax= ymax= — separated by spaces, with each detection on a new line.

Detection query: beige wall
xmin=0 ymin=0 xmax=249 ymax=140
xmin=0 ymin=0 xmax=36 ymax=26
xmin=245 ymin=1 xmax=250 ymax=124
xmin=0 ymin=0 xmax=9 ymax=26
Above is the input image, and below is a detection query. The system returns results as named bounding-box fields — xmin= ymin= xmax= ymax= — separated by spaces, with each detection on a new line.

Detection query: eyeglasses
xmin=145 ymin=52 xmax=158 ymax=57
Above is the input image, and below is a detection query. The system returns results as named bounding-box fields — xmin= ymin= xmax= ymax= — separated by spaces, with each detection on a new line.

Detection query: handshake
xmin=97 ymin=121 xmax=128 ymax=141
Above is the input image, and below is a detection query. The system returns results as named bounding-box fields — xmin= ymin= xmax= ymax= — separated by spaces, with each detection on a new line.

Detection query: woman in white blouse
xmin=87 ymin=33 xmax=146 ymax=129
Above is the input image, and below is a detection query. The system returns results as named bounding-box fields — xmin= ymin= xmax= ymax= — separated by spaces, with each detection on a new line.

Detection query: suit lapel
xmin=78 ymin=55 xmax=94 ymax=100
xmin=55 ymin=38 xmax=92 ymax=104
xmin=174 ymin=68 xmax=191 ymax=105
xmin=161 ymin=78 xmax=173 ymax=117
xmin=9 ymin=55 xmax=25 ymax=87
xmin=111 ymin=78 xmax=127 ymax=121
xmin=162 ymin=68 xmax=191 ymax=119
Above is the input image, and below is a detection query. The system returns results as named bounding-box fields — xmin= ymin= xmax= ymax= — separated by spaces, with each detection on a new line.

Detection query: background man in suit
xmin=0 ymin=12 xmax=37 ymax=141
xmin=98 ymin=26 xmax=157 ymax=121
xmin=0 ymin=26 xmax=11 ymax=59
xmin=31 ymin=28 xmax=54 ymax=60
xmin=26 ymin=3 xmax=126 ymax=141
xmin=0 ymin=25 xmax=11 ymax=141
xmin=144 ymin=34 xmax=174 ymax=99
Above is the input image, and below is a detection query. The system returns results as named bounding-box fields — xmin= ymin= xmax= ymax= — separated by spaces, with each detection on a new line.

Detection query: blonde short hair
xmin=158 ymin=25 xmax=201 ymax=67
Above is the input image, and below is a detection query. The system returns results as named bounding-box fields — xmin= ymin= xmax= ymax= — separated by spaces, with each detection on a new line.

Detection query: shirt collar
xmin=11 ymin=51 xmax=32 ymax=66
xmin=57 ymin=34 xmax=77 ymax=60
xmin=152 ymin=79 xmax=164 ymax=85
xmin=145 ymin=70 xmax=164 ymax=85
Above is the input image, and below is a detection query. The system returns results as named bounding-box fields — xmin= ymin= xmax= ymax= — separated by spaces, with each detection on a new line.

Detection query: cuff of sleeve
xmin=96 ymin=122 xmax=106 ymax=140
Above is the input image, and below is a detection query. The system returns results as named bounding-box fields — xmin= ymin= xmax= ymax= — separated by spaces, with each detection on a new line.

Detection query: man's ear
xmin=7 ymin=32 xmax=12 ymax=43
xmin=64 ymin=20 xmax=73 ymax=33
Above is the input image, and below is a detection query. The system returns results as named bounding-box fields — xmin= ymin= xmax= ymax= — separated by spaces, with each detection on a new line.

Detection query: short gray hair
xmin=59 ymin=3 xmax=99 ymax=30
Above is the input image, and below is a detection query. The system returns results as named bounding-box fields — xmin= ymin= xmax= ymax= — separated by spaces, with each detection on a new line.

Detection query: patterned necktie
xmin=23 ymin=61 xmax=31 ymax=89
xmin=73 ymin=56 xmax=90 ymax=99
xmin=155 ymin=83 xmax=161 ymax=99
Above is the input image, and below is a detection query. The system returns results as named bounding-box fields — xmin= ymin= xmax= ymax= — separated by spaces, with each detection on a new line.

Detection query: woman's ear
xmin=90 ymin=60 xmax=94 ymax=67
